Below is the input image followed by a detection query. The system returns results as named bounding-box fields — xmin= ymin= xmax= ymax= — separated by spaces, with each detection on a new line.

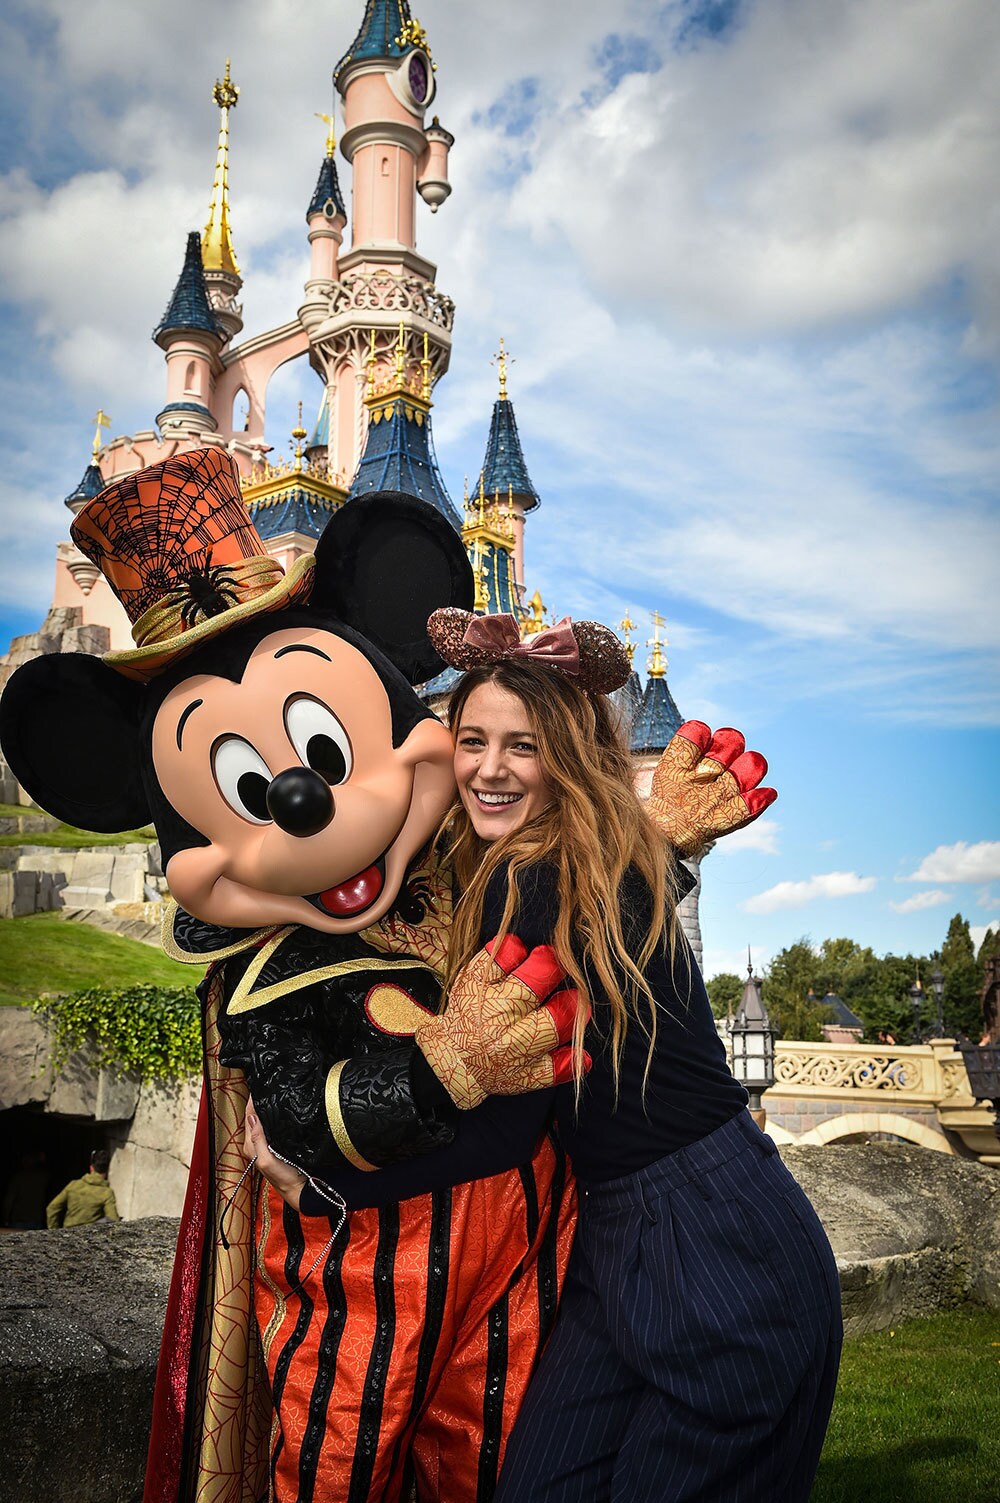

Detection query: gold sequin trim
xmin=325 ymin=1061 xmax=378 ymax=1172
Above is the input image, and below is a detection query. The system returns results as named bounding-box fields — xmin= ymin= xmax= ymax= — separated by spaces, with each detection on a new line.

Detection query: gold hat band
xmin=131 ymin=556 xmax=285 ymax=649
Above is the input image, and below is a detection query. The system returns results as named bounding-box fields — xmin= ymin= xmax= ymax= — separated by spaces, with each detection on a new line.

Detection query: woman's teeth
xmin=476 ymin=791 xmax=522 ymax=805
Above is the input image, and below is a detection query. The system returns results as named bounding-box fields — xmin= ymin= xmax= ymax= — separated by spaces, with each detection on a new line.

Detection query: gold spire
xmin=619 ymin=610 xmax=636 ymax=666
xmin=522 ymin=590 xmax=548 ymax=637
xmin=491 ymin=337 xmax=512 ymax=401
xmin=291 ymin=401 xmax=307 ymax=472
xmin=314 ymin=111 xmax=336 ymax=157
xmin=203 ymin=60 xmax=240 ymax=276
xmin=91 ymin=408 xmax=111 ymax=462
xmin=646 ymin=609 xmax=668 ymax=679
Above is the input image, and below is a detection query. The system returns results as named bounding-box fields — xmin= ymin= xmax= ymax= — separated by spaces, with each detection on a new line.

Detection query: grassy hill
xmin=0 ymin=912 xmax=198 ymax=1007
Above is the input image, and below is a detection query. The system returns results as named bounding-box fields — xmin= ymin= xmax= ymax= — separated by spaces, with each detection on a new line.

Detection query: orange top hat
xmin=71 ymin=447 xmax=315 ymax=682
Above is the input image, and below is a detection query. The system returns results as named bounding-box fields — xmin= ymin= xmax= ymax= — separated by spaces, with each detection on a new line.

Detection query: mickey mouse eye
xmin=213 ymin=737 xmax=274 ymax=824
xmin=284 ymin=696 xmax=353 ymax=786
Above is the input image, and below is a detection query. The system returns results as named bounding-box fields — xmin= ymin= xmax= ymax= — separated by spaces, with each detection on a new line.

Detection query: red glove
xmin=647 ymin=720 xmax=777 ymax=858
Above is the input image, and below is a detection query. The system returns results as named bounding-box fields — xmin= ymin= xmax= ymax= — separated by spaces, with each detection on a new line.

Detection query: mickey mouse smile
xmin=307 ymin=853 xmax=387 ymax=918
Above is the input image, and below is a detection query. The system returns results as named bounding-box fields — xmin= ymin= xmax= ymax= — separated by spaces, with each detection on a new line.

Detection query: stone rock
xmin=0 ymin=869 xmax=46 ymax=917
xmin=0 ymin=1009 xmax=53 ymax=1109
xmin=111 ymin=1140 xmax=193 ymax=1220
xmin=108 ymin=851 xmax=147 ymax=904
xmin=95 ymin=1066 xmax=142 ymax=1123
xmin=781 ymin=1141 xmax=1000 ymax=1335
xmin=0 ymin=1218 xmax=178 ymax=1503
xmin=47 ymin=1047 xmax=101 ymax=1118
xmin=129 ymin=1077 xmax=200 ymax=1167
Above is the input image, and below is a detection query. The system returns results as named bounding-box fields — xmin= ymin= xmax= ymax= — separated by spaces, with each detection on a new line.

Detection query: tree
xmin=706 ymin=972 xmax=742 ymax=1020
xmin=762 ymin=941 xmax=834 ymax=1042
xmin=940 ymin=913 xmax=981 ymax=1039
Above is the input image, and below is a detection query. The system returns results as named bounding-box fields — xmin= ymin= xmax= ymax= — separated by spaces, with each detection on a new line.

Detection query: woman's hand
xmin=243 ymin=1098 xmax=306 ymax=1212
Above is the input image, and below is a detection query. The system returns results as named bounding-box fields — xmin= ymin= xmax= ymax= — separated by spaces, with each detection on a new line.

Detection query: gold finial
xmin=314 ymin=111 xmax=336 ymax=157
xmin=491 ymin=337 xmax=512 ymax=401
xmin=523 ymin=590 xmax=547 ymax=636
xmin=421 ymin=332 xmax=431 ymax=402
xmin=646 ymin=609 xmax=668 ymax=679
xmin=477 ymin=472 xmax=487 ymax=527
xmin=203 ymin=59 xmax=240 ymax=275
xmin=394 ymin=320 xmax=406 ymax=383
xmin=471 ymin=540 xmax=488 ymax=612
xmin=91 ymin=408 xmax=111 ymax=461
xmin=291 ymin=401 xmax=308 ymax=471
xmin=619 ymin=610 xmax=636 ymax=665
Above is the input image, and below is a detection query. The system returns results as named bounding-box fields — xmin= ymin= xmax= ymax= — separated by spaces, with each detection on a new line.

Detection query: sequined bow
xmin=462 ymin=613 xmax=580 ymax=675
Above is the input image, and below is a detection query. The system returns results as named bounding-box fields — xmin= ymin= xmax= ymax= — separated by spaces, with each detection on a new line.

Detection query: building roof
xmin=348 ymin=398 xmax=462 ymax=529
xmin=307 ymin=152 xmax=346 ymax=221
xmin=611 ymin=670 xmax=643 ymax=737
xmin=335 ymin=0 xmax=416 ymax=85
xmin=630 ymin=673 xmax=683 ymax=755
xmin=153 ymin=232 xmax=223 ymax=347
xmin=246 ymin=486 xmax=342 ymax=542
xmin=306 ymin=393 xmax=330 ymax=454
xmin=820 ymin=992 xmax=865 ymax=1032
xmin=64 ymin=462 xmax=104 ymax=510
xmin=480 ymin=397 xmax=540 ymax=512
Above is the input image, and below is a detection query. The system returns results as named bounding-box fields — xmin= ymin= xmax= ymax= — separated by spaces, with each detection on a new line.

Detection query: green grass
xmin=813 ymin=1308 xmax=1000 ymax=1502
xmin=0 ymin=912 xmax=197 ymax=1006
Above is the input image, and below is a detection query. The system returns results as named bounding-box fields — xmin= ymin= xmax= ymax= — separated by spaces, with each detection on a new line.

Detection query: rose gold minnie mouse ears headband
xmin=426 ymin=608 xmax=632 ymax=695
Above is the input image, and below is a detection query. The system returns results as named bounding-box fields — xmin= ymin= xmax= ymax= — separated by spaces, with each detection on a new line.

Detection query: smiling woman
xmin=453 ymin=681 xmax=554 ymax=838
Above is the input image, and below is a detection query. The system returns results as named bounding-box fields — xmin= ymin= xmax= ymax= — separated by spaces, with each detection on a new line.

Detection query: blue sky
xmin=1 ymin=0 xmax=998 ymax=978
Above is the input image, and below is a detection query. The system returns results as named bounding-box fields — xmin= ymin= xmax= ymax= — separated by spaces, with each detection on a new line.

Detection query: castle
xmin=3 ymin=0 xmax=702 ymax=957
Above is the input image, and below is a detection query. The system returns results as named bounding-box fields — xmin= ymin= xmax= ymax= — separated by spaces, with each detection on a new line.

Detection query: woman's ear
xmin=0 ymin=653 xmax=150 ymax=830
xmin=310 ymin=491 xmax=475 ymax=683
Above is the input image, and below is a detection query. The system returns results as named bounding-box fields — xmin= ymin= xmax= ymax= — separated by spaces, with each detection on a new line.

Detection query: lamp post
xmin=929 ymin=966 xmax=945 ymax=1038
xmin=958 ymin=1043 xmax=1000 ymax=1145
xmin=909 ymin=977 xmax=924 ymax=1044
xmin=729 ymin=960 xmax=776 ymax=1127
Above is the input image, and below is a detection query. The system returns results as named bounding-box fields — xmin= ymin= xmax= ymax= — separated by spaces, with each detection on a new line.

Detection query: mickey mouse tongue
xmin=314 ymin=858 xmax=385 ymax=917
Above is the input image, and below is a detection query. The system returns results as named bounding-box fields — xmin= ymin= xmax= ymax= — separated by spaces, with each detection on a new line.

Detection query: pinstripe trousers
xmin=495 ymin=1110 xmax=842 ymax=1503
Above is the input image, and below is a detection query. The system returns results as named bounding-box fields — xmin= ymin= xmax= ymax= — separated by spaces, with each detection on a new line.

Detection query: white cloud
xmin=715 ymin=818 xmax=781 ymax=856
xmin=889 ymin=889 xmax=953 ymax=915
xmin=907 ymin=841 xmax=1000 ymax=884
xmin=971 ymin=922 xmax=1000 ymax=952
xmin=701 ymin=943 xmax=771 ymax=983
xmin=744 ymin=871 xmax=877 ymax=914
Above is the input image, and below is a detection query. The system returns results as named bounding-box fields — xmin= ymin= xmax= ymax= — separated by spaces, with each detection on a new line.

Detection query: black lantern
xmin=958 ymin=1043 xmax=1000 ymax=1144
xmin=729 ymin=960 xmax=776 ymax=1113
xmin=909 ymin=977 xmax=924 ymax=1044
xmin=929 ymin=966 xmax=945 ymax=1037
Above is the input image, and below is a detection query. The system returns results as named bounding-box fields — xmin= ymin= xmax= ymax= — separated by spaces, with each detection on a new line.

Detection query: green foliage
xmin=814 ymin=1308 xmax=1000 ymax=1502
xmin=30 ymin=983 xmax=201 ymax=1083
xmin=761 ymin=940 xmax=834 ymax=1041
xmin=706 ymin=972 xmax=742 ymax=1019
xmin=977 ymin=926 xmax=999 ymax=965
xmin=940 ymin=913 xmax=983 ymax=1039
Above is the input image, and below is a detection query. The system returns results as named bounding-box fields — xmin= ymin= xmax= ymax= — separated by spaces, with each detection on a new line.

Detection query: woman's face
xmin=453 ymin=680 xmax=553 ymax=842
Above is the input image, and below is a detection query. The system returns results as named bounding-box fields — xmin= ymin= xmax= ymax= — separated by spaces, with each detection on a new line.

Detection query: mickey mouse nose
xmin=266 ymin=768 xmax=334 ymax=837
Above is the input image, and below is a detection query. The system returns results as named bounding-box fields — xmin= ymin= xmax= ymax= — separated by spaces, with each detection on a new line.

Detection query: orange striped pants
xmin=255 ymin=1137 xmax=575 ymax=1503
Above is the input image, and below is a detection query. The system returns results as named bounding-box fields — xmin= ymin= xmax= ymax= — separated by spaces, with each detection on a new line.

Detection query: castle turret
xmin=153 ymin=231 xmax=224 ymax=439
xmin=305 ymin=116 xmax=347 ymax=296
xmin=201 ymin=60 xmax=244 ymax=342
xmin=349 ymin=323 xmax=461 ymax=528
xmin=479 ymin=340 xmax=539 ymax=598
xmin=295 ymin=3 xmax=455 ymax=492
xmin=462 ymin=475 xmax=522 ymax=617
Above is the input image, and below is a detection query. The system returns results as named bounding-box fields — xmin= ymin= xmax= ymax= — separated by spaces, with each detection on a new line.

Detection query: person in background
xmin=46 ymin=1149 xmax=120 ymax=1228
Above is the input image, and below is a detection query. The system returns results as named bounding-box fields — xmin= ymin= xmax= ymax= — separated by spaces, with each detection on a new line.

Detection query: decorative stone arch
xmin=761 ymin=1121 xmax=798 ymax=1147
xmin=798 ymin=1112 xmax=953 ymax=1153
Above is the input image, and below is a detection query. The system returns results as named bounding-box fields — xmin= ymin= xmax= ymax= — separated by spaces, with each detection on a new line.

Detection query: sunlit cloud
xmin=744 ymin=871 xmax=877 ymax=914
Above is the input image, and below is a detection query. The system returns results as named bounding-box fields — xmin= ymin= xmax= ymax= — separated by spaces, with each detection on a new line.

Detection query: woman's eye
xmin=285 ymin=696 xmax=353 ymax=785
xmin=213 ymin=737 xmax=274 ymax=824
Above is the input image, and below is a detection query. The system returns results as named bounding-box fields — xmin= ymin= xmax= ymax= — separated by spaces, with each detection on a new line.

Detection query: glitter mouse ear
xmin=427 ymin=608 xmax=632 ymax=695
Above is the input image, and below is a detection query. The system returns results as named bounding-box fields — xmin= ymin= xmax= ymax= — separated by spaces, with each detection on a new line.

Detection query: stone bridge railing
xmin=759 ymin=1038 xmax=998 ymax=1165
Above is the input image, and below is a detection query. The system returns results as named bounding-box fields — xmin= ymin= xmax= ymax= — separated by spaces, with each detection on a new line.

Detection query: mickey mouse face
xmin=153 ymin=626 xmax=455 ymax=934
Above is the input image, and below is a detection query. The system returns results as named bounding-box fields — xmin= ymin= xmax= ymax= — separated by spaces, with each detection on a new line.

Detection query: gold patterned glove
xmin=415 ymin=936 xmax=586 ymax=1109
xmin=648 ymin=720 xmax=777 ymax=859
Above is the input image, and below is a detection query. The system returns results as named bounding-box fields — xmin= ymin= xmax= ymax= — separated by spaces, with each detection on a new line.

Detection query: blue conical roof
xmin=335 ymin=1 xmax=415 ymax=85
xmin=247 ymin=487 xmax=341 ymax=543
xmin=630 ymin=674 xmax=683 ymax=755
xmin=307 ymin=153 xmax=346 ymax=221
xmin=481 ymin=398 xmax=540 ymax=512
xmin=348 ymin=399 xmax=462 ymax=529
xmin=153 ymin=232 xmax=223 ymax=347
xmin=64 ymin=462 xmax=104 ymax=510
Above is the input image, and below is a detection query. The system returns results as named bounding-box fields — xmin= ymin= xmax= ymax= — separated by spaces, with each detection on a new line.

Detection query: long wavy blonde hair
xmin=440 ymin=660 xmax=682 ymax=1095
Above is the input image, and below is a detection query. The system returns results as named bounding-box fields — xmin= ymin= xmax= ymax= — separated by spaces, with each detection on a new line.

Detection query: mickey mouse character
xmin=2 ymin=448 xmax=775 ymax=1503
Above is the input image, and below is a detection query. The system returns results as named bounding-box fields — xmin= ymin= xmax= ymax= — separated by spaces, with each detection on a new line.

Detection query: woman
xmin=421 ymin=608 xmax=843 ymax=1503
xmin=250 ymin=610 xmax=840 ymax=1500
